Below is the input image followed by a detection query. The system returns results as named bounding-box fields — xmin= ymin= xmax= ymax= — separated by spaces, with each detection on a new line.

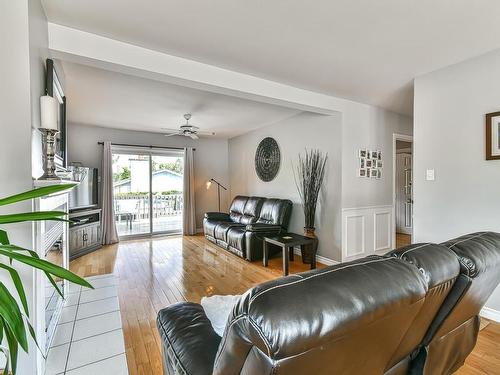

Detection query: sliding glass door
xmin=112 ymin=146 xmax=184 ymax=238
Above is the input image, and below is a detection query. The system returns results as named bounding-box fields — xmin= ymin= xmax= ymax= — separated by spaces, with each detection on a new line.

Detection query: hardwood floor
xmin=396 ymin=232 xmax=411 ymax=248
xmin=69 ymin=235 xmax=500 ymax=375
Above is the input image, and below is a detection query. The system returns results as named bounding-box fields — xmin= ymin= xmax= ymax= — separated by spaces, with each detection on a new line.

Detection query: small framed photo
xmin=359 ymin=149 xmax=367 ymax=158
xmin=366 ymin=159 xmax=372 ymax=168
xmin=486 ymin=111 xmax=500 ymax=160
xmin=377 ymin=160 xmax=383 ymax=168
xmin=377 ymin=151 xmax=382 ymax=160
xmin=366 ymin=150 xmax=372 ymax=159
xmin=371 ymin=150 xmax=378 ymax=159
xmin=377 ymin=169 xmax=382 ymax=179
xmin=371 ymin=168 xmax=378 ymax=178
xmin=366 ymin=168 xmax=371 ymax=178
xmin=358 ymin=169 xmax=366 ymax=178
xmin=359 ymin=158 xmax=366 ymax=168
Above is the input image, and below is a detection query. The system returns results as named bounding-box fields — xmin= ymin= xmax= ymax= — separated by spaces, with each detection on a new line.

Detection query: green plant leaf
xmin=1 ymin=245 xmax=67 ymax=298
xmin=0 ymin=184 xmax=76 ymax=207
xmin=0 ymin=246 xmax=93 ymax=289
xmin=0 ymin=230 xmax=9 ymax=245
xmin=4 ymin=323 xmax=19 ymax=375
xmin=0 ymin=264 xmax=28 ymax=317
xmin=0 ymin=283 xmax=27 ymax=353
xmin=0 ymin=211 xmax=69 ymax=225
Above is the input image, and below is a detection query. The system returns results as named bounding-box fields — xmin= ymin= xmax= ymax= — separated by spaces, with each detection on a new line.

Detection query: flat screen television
xmin=68 ymin=167 xmax=98 ymax=211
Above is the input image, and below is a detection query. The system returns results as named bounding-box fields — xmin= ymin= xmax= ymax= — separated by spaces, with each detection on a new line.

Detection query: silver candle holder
xmin=39 ymin=128 xmax=61 ymax=180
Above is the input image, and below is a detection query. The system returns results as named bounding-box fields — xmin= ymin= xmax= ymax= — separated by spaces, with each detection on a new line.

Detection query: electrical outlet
xmin=426 ymin=169 xmax=435 ymax=181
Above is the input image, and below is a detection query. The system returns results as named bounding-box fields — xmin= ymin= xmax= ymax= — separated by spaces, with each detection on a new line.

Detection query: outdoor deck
xmin=116 ymin=215 xmax=182 ymax=236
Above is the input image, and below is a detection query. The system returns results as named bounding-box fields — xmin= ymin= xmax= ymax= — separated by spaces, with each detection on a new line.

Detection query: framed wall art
xmin=486 ymin=111 xmax=500 ymax=160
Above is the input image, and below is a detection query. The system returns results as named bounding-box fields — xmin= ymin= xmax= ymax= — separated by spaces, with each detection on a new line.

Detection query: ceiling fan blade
xmin=189 ymin=133 xmax=199 ymax=140
xmin=164 ymin=133 xmax=181 ymax=137
xmin=161 ymin=127 xmax=182 ymax=132
xmin=196 ymin=131 xmax=216 ymax=136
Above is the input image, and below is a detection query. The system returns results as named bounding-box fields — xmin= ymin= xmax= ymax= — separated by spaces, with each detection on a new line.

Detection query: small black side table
xmin=263 ymin=233 xmax=317 ymax=276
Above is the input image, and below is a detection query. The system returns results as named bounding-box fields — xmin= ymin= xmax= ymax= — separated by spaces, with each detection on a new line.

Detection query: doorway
xmin=393 ymin=134 xmax=413 ymax=248
xmin=111 ymin=146 xmax=184 ymax=238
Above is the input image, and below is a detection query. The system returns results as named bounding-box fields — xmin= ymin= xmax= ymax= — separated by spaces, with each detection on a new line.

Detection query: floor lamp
xmin=206 ymin=178 xmax=227 ymax=211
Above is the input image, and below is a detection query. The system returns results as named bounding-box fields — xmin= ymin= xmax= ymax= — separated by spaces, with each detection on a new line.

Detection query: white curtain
xmin=101 ymin=141 xmax=119 ymax=244
xmin=183 ymin=147 xmax=196 ymax=235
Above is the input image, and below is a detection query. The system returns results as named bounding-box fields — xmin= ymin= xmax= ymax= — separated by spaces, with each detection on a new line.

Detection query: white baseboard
xmin=480 ymin=307 xmax=500 ymax=323
xmin=293 ymin=249 xmax=338 ymax=266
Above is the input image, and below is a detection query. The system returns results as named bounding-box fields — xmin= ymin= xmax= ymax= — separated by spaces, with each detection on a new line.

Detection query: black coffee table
xmin=263 ymin=233 xmax=317 ymax=276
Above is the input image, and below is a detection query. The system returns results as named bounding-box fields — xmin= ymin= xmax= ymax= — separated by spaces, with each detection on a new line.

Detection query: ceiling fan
xmin=162 ymin=114 xmax=215 ymax=140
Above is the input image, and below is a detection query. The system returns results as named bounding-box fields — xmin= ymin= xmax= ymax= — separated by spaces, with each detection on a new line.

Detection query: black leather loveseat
xmin=157 ymin=232 xmax=500 ymax=375
xmin=203 ymin=195 xmax=292 ymax=261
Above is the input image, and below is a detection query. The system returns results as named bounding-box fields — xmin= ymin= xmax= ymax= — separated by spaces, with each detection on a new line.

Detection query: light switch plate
xmin=426 ymin=169 xmax=435 ymax=181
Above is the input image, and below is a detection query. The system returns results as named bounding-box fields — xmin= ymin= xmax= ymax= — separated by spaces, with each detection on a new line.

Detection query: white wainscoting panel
xmin=342 ymin=205 xmax=394 ymax=262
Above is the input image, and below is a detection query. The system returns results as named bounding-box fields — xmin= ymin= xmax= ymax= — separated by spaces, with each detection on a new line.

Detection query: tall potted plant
xmin=294 ymin=149 xmax=328 ymax=263
xmin=0 ymin=184 xmax=93 ymax=375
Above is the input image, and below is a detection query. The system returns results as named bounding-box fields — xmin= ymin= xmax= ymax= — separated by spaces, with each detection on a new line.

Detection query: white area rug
xmin=45 ymin=274 xmax=128 ymax=375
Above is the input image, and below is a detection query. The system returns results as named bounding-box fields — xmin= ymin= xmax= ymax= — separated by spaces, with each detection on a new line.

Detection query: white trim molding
xmin=480 ymin=307 xmax=500 ymax=323
xmin=392 ymin=133 xmax=413 ymax=247
xmin=342 ymin=205 xmax=394 ymax=262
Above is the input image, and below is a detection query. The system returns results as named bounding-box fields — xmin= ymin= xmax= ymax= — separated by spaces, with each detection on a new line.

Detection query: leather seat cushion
xmin=215 ymin=222 xmax=244 ymax=242
xmin=227 ymin=227 xmax=246 ymax=252
xmin=204 ymin=219 xmax=222 ymax=238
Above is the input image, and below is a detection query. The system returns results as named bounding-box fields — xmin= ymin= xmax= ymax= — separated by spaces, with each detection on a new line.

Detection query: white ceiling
xmin=61 ymin=61 xmax=300 ymax=138
xmin=43 ymin=0 xmax=500 ymax=115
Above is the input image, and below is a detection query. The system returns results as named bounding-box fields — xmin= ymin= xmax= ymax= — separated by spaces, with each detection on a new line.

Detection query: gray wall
xmin=414 ymin=48 xmax=500 ymax=311
xmin=341 ymin=103 xmax=413 ymax=208
xmin=228 ymin=112 xmax=343 ymax=260
xmin=67 ymin=123 xmax=229 ymax=228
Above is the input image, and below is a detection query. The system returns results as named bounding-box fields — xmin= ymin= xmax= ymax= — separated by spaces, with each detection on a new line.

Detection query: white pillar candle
xmin=40 ymin=95 xmax=58 ymax=130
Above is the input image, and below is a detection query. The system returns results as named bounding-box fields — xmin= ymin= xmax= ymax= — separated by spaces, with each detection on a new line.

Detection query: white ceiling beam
xmin=48 ymin=23 xmax=346 ymax=115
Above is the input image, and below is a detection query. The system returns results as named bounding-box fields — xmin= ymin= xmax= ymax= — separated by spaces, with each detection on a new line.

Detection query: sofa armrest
xmin=157 ymin=302 xmax=221 ymax=375
xmin=245 ymin=223 xmax=283 ymax=233
xmin=204 ymin=212 xmax=231 ymax=221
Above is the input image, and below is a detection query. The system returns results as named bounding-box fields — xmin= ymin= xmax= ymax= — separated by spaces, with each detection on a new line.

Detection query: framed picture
xmin=377 ymin=169 xmax=382 ymax=179
xmin=486 ymin=111 xmax=500 ymax=160
xmin=371 ymin=150 xmax=378 ymax=159
xmin=359 ymin=158 xmax=365 ymax=168
xmin=377 ymin=151 xmax=382 ymax=160
xmin=46 ymin=59 xmax=67 ymax=168
xmin=358 ymin=169 xmax=366 ymax=178
xmin=377 ymin=160 xmax=383 ymax=168
xmin=366 ymin=159 xmax=372 ymax=168
xmin=371 ymin=168 xmax=378 ymax=178
xmin=359 ymin=149 xmax=367 ymax=158
xmin=366 ymin=169 xmax=371 ymax=178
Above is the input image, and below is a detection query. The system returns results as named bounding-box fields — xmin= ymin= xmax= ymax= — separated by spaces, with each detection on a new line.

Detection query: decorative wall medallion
xmin=255 ymin=137 xmax=281 ymax=182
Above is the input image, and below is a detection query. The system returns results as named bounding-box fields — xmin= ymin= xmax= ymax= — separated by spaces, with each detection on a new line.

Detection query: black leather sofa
xmin=157 ymin=232 xmax=500 ymax=375
xmin=203 ymin=195 xmax=293 ymax=261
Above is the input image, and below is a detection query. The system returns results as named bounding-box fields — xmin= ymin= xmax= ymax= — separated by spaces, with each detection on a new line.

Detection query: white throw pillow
xmin=201 ymin=294 xmax=241 ymax=337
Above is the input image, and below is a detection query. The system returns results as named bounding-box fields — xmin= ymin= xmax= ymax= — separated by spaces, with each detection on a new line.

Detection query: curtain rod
xmin=97 ymin=142 xmax=195 ymax=151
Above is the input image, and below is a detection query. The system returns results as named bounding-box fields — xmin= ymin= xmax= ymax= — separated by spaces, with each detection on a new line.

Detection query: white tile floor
xmin=46 ymin=274 xmax=129 ymax=375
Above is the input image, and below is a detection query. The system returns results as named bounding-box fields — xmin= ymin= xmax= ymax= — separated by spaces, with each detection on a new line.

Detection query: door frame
xmin=392 ymin=133 xmax=413 ymax=248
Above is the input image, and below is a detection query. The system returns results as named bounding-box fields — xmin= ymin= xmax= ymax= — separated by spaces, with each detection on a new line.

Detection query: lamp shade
xmin=40 ymin=95 xmax=58 ymax=130
xmin=206 ymin=180 xmax=212 ymax=190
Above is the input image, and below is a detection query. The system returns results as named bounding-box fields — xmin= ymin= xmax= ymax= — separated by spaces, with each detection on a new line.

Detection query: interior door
xmin=396 ymin=153 xmax=413 ymax=234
